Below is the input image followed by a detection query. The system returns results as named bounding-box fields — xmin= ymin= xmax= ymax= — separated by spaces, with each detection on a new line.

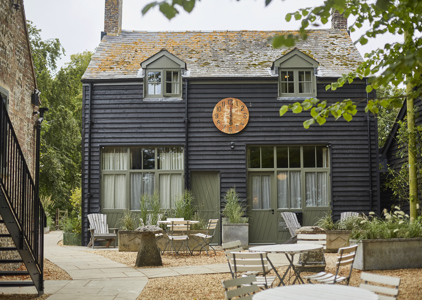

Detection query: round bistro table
xmin=252 ymin=284 xmax=378 ymax=300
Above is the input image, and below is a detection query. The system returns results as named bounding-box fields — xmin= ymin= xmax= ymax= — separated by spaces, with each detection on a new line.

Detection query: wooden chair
xmin=192 ymin=219 xmax=219 ymax=255
xmin=359 ymin=272 xmax=401 ymax=300
xmin=222 ymin=275 xmax=259 ymax=300
xmin=228 ymin=251 xmax=277 ymax=289
xmin=281 ymin=212 xmax=301 ymax=239
xmin=222 ymin=240 xmax=245 ymax=278
xmin=162 ymin=220 xmax=191 ymax=255
xmin=87 ymin=213 xmax=118 ymax=249
xmin=340 ymin=212 xmax=359 ymax=220
xmin=155 ymin=217 xmax=182 ymax=240
xmin=303 ymin=244 xmax=358 ymax=285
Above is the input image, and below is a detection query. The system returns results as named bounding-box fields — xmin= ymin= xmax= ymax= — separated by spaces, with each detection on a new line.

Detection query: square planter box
xmin=325 ymin=230 xmax=352 ymax=253
xmin=118 ymin=230 xmax=208 ymax=252
xmin=222 ymin=223 xmax=249 ymax=248
xmin=351 ymin=237 xmax=422 ymax=270
xmin=63 ymin=232 xmax=81 ymax=246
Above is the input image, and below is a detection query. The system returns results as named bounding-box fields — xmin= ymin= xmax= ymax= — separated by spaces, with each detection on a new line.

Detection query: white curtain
xmin=160 ymin=174 xmax=182 ymax=209
xmin=103 ymin=175 xmax=114 ymax=209
xmin=251 ymin=175 xmax=261 ymax=209
xmin=159 ymin=148 xmax=183 ymax=170
xmin=306 ymin=173 xmax=316 ymax=207
xmin=317 ymin=172 xmax=328 ymax=206
xmin=103 ymin=174 xmax=126 ymax=209
xmin=261 ymin=175 xmax=271 ymax=209
xmin=290 ymin=172 xmax=301 ymax=209
xmin=131 ymin=174 xmax=142 ymax=210
xmin=277 ymin=172 xmax=288 ymax=208
xmin=306 ymin=172 xmax=328 ymax=207
xmin=102 ymin=148 xmax=128 ymax=170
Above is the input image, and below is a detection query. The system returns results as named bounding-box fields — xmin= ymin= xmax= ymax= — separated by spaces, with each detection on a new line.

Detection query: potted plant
xmin=315 ymin=212 xmax=360 ymax=252
xmin=221 ymin=187 xmax=248 ymax=248
xmin=117 ymin=209 xmax=140 ymax=251
xmin=350 ymin=207 xmax=422 ymax=270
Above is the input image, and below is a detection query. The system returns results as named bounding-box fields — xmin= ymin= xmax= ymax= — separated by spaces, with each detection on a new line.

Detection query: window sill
xmin=277 ymin=96 xmax=315 ymax=101
xmin=143 ymin=97 xmax=183 ymax=102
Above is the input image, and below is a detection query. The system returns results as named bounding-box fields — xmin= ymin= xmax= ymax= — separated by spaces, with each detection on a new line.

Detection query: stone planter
xmin=222 ymin=223 xmax=249 ymax=248
xmin=351 ymin=238 xmax=422 ymax=270
xmin=118 ymin=230 xmax=208 ymax=252
xmin=325 ymin=230 xmax=352 ymax=253
xmin=63 ymin=232 xmax=81 ymax=246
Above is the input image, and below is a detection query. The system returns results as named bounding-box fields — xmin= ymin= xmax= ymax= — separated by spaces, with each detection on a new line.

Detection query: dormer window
xmin=141 ymin=50 xmax=186 ymax=100
xmin=273 ymin=49 xmax=319 ymax=98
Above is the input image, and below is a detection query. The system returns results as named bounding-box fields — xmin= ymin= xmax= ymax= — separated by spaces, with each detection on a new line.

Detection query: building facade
xmin=81 ymin=0 xmax=380 ymax=245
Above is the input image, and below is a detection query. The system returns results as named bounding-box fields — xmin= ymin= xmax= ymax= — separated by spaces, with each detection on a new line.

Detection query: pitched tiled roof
xmin=82 ymin=29 xmax=363 ymax=80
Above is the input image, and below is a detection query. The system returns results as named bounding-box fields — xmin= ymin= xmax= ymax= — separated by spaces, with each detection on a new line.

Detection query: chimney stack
xmin=104 ymin=0 xmax=123 ymax=36
xmin=331 ymin=10 xmax=347 ymax=30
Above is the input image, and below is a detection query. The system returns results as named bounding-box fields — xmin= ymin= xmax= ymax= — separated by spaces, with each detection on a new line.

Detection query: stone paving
xmin=0 ymin=231 xmax=289 ymax=299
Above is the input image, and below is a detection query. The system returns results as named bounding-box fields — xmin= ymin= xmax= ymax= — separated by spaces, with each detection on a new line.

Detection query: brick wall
xmin=104 ymin=0 xmax=122 ymax=36
xmin=331 ymin=10 xmax=348 ymax=30
xmin=0 ymin=0 xmax=38 ymax=177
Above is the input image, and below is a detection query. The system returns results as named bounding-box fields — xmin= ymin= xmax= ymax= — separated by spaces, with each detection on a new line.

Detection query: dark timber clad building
xmin=81 ymin=0 xmax=379 ymax=246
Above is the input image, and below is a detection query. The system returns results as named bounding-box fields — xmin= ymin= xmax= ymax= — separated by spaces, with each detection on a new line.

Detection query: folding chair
xmin=359 ymin=272 xmax=401 ymax=300
xmin=281 ymin=212 xmax=301 ymax=242
xmin=222 ymin=275 xmax=259 ymax=300
xmin=228 ymin=251 xmax=277 ymax=289
xmin=303 ymin=244 xmax=358 ymax=285
xmin=192 ymin=219 xmax=219 ymax=255
xmin=222 ymin=240 xmax=245 ymax=278
xmin=162 ymin=220 xmax=191 ymax=255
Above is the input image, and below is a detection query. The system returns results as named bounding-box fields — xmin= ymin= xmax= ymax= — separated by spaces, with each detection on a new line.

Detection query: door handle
xmin=271 ymin=209 xmax=275 ymax=215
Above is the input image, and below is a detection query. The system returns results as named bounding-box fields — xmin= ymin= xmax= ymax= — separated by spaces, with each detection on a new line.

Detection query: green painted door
xmin=248 ymin=172 xmax=277 ymax=243
xmin=191 ymin=172 xmax=221 ymax=244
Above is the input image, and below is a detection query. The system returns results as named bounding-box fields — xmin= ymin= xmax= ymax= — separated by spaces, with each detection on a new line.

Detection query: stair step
xmin=0 ymin=247 xmax=17 ymax=251
xmin=0 ymin=281 xmax=35 ymax=287
xmin=0 ymin=259 xmax=23 ymax=264
xmin=0 ymin=271 xmax=29 ymax=276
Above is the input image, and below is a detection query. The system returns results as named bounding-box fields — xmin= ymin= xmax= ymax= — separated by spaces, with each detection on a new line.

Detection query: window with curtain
xmin=248 ymin=146 xmax=330 ymax=210
xmin=145 ymin=69 xmax=181 ymax=98
xmin=101 ymin=146 xmax=184 ymax=210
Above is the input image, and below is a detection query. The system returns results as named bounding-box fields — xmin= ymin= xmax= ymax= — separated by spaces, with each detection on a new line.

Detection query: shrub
xmin=118 ymin=210 xmax=138 ymax=231
xmin=222 ymin=187 xmax=247 ymax=224
xmin=174 ymin=189 xmax=196 ymax=220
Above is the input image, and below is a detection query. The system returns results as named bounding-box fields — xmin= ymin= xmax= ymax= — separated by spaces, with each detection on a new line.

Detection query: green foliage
xmin=118 ymin=210 xmax=138 ymax=231
xmin=62 ymin=188 xmax=82 ymax=234
xmin=62 ymin=216 xmax=81 ymax=235
xmin=139 ymin=191 xmax=162 ymax=226
xmin=315 ymin=212 xmax=338 ymax=230
xmin=174 ymin=189 xmax=196 ymax=220
xmin=28 ymin=21 xmax=92 ymax=214
xmin=384 ymin=115 xmax=422 ymax=206
xmin=350 ymin=207 xmax=422 ymax=240
xmin=315 ymin=212 xmax=362 ymax=231
xmin=222 ymin=187 xmax=247 ymax=224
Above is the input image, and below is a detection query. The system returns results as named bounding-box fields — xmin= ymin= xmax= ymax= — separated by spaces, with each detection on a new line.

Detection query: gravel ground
xmin=1 ymin=250 xmax=421 ymax=299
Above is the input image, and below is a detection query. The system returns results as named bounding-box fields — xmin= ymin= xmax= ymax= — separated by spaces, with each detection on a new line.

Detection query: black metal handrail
xmin=0 ymin=99 xmax=44 ymax=291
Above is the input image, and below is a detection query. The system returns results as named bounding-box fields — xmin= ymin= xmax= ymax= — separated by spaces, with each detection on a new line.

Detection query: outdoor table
xmin=252 ymin=284 xmax=378 ymax=300
xmin=249 ymin=244 xmax=323 ymax=286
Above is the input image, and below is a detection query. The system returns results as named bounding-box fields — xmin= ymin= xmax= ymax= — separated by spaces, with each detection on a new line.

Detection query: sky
xmin=23 ymin=0 xmax=399 ymax=70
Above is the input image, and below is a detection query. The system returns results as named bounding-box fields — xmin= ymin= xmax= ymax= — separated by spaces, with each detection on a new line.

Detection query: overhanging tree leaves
xmin=144 ymin=0 xmax=422 ymax=220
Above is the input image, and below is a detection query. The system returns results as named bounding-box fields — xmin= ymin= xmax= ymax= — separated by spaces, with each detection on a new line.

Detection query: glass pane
xmin=277 ymin=172 xmax=288 ymax=208
xmin=251 ymin=175 xmax=261 ymax=209
xmin=114 ymin=174 xmax=126 ymax=209
xmin=103 ymin=174 xmax=115 ymax=208
xmin=166 ymin=83 xmax=172 ymax=93
xmin=261 ymin=147 xmax=274 ymax=168
xmin=143 ymin=148 xmax=155 ymax=169
xmin=305 ymin=71 xmax=312 ymax=81
xmin=130 ymin=147 xmax=142 ymax=169
xmin=317 ymin=172 xmax=328 ymax=206
xmin=249 ymin=147 xmax=260 ymax=168
xmin=303 ymin=146 xmax=316 ymax=168
xmin=160 ymin=174 xmax=171 ymax=209
xmin=147 ymin=71 xmax=161 ymax=95
xmin=305 ymin=173 xmax=316 ymax=207
xmin=170 ymin=174 xmax=182 ymax=209
xmin=281 ymin=82 xmax=288 ymax=93
xmin=316 ymin=146 xmax=323 ymax=168
xmin=130 ymin=173 xmax=142 ymax=210
xmin=166 ymin=71 xmax=172 ymax=81
xmin=290 ymin=171 xmax=301 ymax=208
xmin=289 ymin=146 xmax=300 ymax=168
xmin=158 ymin=147 xmax=184 ymax=170
xmin=288 ymin=71 xmax=294 ymax=81
xmin=277 ymin=146 xmax=288 ymax=168
xmin=288 ymin=82 xmax=294 ymax=93
xmin=102 ymin=147 xmax=128 ymax=170
xmin=143 ymin=173 xmax=155 ymax=196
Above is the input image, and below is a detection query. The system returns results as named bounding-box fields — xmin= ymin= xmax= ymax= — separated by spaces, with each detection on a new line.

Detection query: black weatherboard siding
xmin=81 ymin=79 xmax=379 ymax=245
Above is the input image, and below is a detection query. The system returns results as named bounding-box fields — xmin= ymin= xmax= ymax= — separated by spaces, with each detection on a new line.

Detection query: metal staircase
xmin=0 ymin=100 xmax=44 ymax=295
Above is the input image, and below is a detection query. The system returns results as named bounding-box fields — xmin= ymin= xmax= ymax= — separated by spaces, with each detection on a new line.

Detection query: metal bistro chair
xmin=359 ymin=272 xmax=401 ymax=300
xmin=162 ymin=220 xmax=191 ymax=256
xmin=222 ymin=240 xmax=245 ymax=278
xmin=303 ymin=244 xmax=358 ymax=285
xmin=192 ymin=219 xmax=219 ymax=255
xmin=222 ymin=275 xmax=259 ymax=300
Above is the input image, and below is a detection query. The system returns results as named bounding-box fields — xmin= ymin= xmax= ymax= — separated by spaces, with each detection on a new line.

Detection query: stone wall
xmin=0 ymin=0 xmax=38 ymax=176
xmin=104 ymin=0 xmax=122 ymax=36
